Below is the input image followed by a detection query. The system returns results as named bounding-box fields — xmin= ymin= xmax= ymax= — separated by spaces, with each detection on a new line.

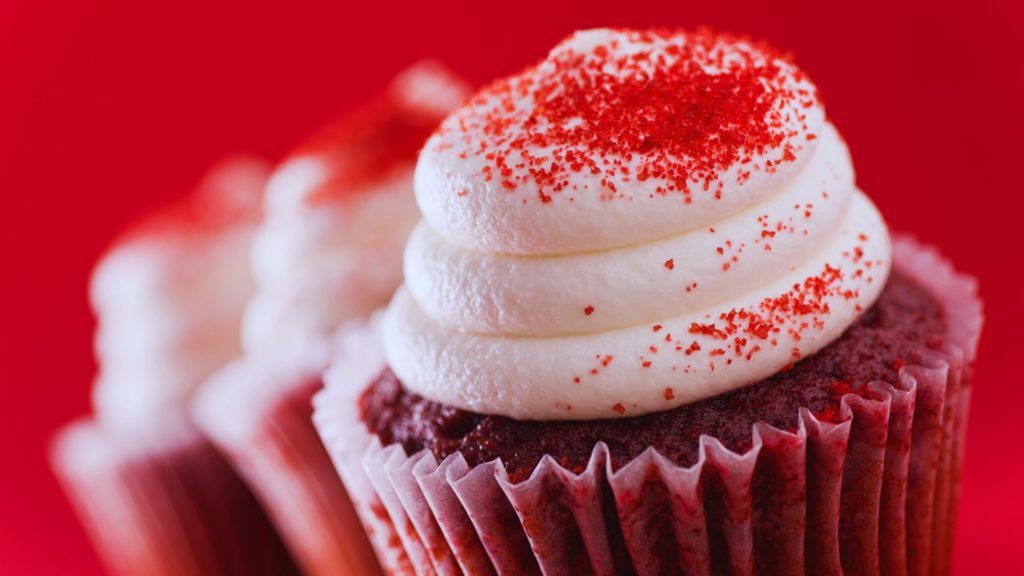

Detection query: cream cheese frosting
xmin=385 ymin=28 xmax=893 ymax=420
xmin=91 ymin=158 xmax=269 ymax=427
xmin=241 ymin=61 xmax=470 ymax=362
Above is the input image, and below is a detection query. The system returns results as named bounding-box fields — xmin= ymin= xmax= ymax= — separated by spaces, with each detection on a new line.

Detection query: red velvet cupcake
xmin=314 ymin=29 xmax=982 ymax=576
xmin=191 ymin=61 xmax=470 ymax=576
xmin=51 ymin=158 xmax=298 ymax=576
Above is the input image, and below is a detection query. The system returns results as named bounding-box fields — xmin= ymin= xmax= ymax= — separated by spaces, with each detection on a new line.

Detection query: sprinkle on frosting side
xmin=388 ymin=29 xmax=893 ymax=420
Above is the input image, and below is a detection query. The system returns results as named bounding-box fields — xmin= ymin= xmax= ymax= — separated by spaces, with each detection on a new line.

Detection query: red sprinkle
xmin=435 ymin=28 xmax=817 ymax=203
xmin=584 ymin=305 xmax=595 ymax=315
xmin=677 ymin=263 xmax=851 ymax=362
xmin=664 ymin=258 xmax=675 ymax=270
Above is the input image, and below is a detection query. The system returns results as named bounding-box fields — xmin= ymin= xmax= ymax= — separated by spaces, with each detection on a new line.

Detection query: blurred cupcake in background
xmin=51 ymin=157 xmax=299 ymax=576
xmin=191 ymin=61 xmax=470 ymax=576
xmin=315 ymin=29 xmax=983 ymax=575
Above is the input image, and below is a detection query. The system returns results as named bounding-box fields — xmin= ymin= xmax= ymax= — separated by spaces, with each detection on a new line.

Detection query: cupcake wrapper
xmin=314 ymin=236 xmax=982 ymax=576
xmin=51 ymin=414 xmax=298 ymax=576
xmin=192 ymin=355 xmax=383 ymax=576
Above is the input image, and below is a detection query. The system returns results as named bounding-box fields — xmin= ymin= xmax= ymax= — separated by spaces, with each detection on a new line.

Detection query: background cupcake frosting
xmin=89 ymin=158 xmax=268 ymax=427
xmin=242 ymin=62 xmax=468 ymax=363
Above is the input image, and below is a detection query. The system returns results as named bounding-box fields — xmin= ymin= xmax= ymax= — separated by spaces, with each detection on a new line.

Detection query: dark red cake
xmin=360 ymin=271 xmax=944 ymax=481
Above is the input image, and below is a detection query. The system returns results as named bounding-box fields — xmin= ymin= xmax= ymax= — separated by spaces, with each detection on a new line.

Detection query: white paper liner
xmin=51 ymin=413 xmax=298 ymax=576
xmin=314 ymin=236 xmax=982 ymax=576
xmin=191 ymin=352 xmax=382 ymax=576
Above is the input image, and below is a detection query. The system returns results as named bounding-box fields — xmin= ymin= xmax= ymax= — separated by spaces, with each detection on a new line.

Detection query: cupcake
xmin=51 ymin=158 xmax=299 ymax=576
xmin=191 ymin=61 xmax=470 ymax=576
xmin=315 ymin=29 xmax=983 ymax=575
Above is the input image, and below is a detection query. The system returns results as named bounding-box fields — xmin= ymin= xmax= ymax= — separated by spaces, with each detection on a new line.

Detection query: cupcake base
xmin=314 ymin=237 xmax=982 ymax=576
xmin=51 ymin=414 xmax=298 ymax=576
xmin=192 ymin=355 xmax=383 ymax=576
xmin=359 ymin=269 xmax=947 ymax=480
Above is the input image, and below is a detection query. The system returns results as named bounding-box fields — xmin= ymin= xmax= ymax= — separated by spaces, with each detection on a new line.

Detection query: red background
xmin=3 ymin=1 xmax=1022 ymax=573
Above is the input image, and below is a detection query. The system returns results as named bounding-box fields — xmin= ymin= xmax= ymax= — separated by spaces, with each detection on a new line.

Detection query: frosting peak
xmin=386 ymin=29 xmax=892 ymax=420
xmin=416 ymin=28 xmax=822 ymax=255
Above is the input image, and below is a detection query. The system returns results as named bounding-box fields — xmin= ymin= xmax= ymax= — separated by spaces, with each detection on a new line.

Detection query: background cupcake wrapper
xmin=314 ymin=236 xmax=982 ymax=576
xmin=192 ymin=355 xmax=383 ymax=576
xmin=51 ymin=414 xmax=299 ymax=576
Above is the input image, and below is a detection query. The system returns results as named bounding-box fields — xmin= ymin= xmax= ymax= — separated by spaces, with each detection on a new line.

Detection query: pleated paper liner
xmin=51 ymin=413 xmax=298 ymax=576
xmin=313 ymin=236 xmax=982 ymax=576
xmin=192 ymin=353 xmax=383 ymax=576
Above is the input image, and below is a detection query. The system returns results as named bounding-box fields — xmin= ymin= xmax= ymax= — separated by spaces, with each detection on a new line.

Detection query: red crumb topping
xmin=116 ymin=159 xmax=266 ymax=246
xmin=297 ymin=68 xmax=466 ymax=204
xmin=435 ymin=28 xmax=817 ymax=204
xmin=685 ymin=263 xmax=855 ymax=363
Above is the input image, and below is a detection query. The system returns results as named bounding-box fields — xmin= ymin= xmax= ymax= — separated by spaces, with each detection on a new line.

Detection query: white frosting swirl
xmin=242 ymin=61 xmax=469 ymax=361
xmin=385 ymin=29 xmax=892 ymax=420
xmin=415 ymin=29 xmax=824 ymax=256
xmin=91 ymin=158 xmax=268 ymax=427
xmin=243 ymin=162 xmax=420 ymax=361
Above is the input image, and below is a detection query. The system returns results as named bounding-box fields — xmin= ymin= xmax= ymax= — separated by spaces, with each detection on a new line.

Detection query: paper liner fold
xmin=192 ymin=354 xmax=382 ymax=576
xmin=51 ymin=414 xmax=298 ymax=576
xmin=314 ymin=236 xmax=982 ymax=576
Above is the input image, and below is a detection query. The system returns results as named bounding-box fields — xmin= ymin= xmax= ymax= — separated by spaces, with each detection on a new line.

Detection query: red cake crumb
xmin=359 ymin=272 xmax=945 ymax=482
xmin=294 ymin=65 xmax=466 ymax=204
xmin=114 ymin=158 xmax=267 ymax=247
xmin=295 ymin=97 xmax=444 ymax=203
